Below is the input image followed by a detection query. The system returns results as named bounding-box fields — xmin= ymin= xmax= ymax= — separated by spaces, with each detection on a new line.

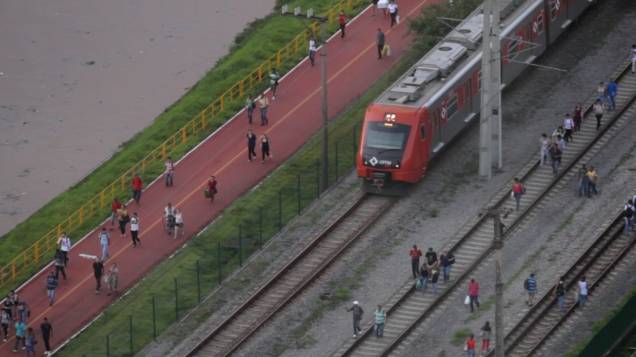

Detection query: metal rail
xmin=186 ymin=193 xmax=396 ymax=356
xmin=332 ymin=60 xmax=636 ymax=357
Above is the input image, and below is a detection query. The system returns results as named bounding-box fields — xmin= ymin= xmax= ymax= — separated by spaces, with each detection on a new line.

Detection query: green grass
xmin=451 ymin=327 xmax=473 ymax=347
xmin=0 ymin=0 xmax=367 ymax=296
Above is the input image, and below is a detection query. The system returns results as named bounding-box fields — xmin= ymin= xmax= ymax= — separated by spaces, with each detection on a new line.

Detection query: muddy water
xmin=0 ymin=0 xmax=275 ymax=235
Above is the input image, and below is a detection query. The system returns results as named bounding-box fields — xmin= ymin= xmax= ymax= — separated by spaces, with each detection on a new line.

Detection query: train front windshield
xmin=364 ymin=122 xmax=410 ymax=151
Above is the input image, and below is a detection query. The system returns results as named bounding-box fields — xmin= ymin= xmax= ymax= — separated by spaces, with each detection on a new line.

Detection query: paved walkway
xmin=0 ymin=1 xmax=433 ymax=355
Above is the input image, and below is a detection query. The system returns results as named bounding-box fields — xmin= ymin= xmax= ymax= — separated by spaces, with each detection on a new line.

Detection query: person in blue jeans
xmin=606 ymin=80 xmax=618 ymax=111
xmin=12 ymin=319 xmax=25 ymax=352
xmin=374 ymin=305 xmax=386 ymax=338
xmin=419 ymin=265 xmax=429 ymax=291
xmin=556 ymin=279 xmax=566 ymax=312
xmin=525 ymin=273 xmax=538 ymax=306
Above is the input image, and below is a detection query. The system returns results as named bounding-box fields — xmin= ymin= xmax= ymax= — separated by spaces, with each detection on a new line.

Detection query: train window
xmin=364 ymin=122 xmax=411 ymax=151
xmin=420 ymin=125 xmax=426 ymax=139
xmin=549 ymin=0 xmax=559 ymax=21
xmin=446 ymin=94 xmax=459 ymax=119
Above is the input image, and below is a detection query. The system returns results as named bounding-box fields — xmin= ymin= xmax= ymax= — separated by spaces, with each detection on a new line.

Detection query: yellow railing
xmin=0 ymin=0 xmax=367 ymax=290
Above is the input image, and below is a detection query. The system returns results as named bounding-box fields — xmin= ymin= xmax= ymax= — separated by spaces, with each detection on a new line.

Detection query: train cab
xmin=357 ymin=104 xmax=429 ymax=188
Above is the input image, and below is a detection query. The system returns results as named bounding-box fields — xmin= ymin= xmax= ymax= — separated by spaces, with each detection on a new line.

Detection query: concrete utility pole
xmin=479 ymin=0 xmax=503 ymax=179
xmin=320 ymin=21 xmax=329 ymax=191
xmin=491 ymin=209 xmax=505 ymax=357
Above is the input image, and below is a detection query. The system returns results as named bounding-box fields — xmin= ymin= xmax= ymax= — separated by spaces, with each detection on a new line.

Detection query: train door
xmin=430 ymin=110 xmax=442 ymax=156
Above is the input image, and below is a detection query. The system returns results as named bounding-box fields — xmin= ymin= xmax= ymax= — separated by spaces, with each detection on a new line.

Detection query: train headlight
xmin=394 ymin=160 xmax=400 ymax=168
xmin=384 ymin=113 xmax=397 ymax=126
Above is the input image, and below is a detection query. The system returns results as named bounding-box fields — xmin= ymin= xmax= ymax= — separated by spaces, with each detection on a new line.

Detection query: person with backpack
xmin=549 ymin=139 xmax=562 ymax=176
xmin=346 ymin=301 xmax=364 ymax=337
xmin=511 ymin=177 xmax=526 ymax=211
xmin=374 ymin=305 xmax=386 ymax=338
xmin=440 ymin=251 xmax=455 ymax=282
xmin=624 ymin=199 xmax=634 ymax=232
xmin=46 ymin=272 xmax=58 ymax=306
xmin=525 ymin=273 xmax=537 ymax=306
xmin=98 ymin=227 xmax=111 ymax=261
xmin=555 ymin=279 xmax=566 ymax=312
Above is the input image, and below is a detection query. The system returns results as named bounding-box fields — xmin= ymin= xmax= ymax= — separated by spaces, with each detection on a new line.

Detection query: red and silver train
xmin=357 ymin=0 xmax=596 ymax=189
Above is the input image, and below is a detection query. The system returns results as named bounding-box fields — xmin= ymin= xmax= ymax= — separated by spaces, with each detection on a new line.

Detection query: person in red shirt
xmin=465 ymin=334 xmax=477 ymax=357
xmin=206 ymin=176 xmax=218 ymax=203
xmin=111 ymin=198 xmax=122 ymax=226
xmin=468 ymin=279 xmax=480 ymax=313
xmin=339 ymin=11 xmax=347 ymax=38
xmin=409 ymin=245 xmax=422 ymax=279
xmin=131 ymin=174 xmax=143 ymax=205
xmin=511 ymin=177 xmax=525 ymax=211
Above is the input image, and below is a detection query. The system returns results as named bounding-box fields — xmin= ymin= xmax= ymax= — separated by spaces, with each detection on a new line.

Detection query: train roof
xmin=374 ymin=0 xmax=542 ymax=108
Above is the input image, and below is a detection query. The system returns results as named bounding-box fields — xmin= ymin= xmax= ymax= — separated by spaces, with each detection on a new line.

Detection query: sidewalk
xmin=0 ymin=1 xmax=433 ymax=355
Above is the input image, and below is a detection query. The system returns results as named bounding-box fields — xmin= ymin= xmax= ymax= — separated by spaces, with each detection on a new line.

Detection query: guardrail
xmin=0 ymin=0 xmax=367 ymax=292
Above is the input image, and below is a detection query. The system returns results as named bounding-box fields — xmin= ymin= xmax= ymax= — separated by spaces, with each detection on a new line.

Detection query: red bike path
xmin=0 ymin=1 xmax=434 ymax=354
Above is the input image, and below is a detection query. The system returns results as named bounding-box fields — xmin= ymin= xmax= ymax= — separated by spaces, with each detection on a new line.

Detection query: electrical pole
xmin=491 ymin=208 xmax=505 ymax=357
xmin=320 ymin=21 xmax=329 ymax=192
xmin=479 ymin=0 xmax=502 ymax=178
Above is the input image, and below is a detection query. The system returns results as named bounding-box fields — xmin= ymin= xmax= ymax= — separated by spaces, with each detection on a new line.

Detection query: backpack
xmin=447 ymin=254 xmax=455 ymax=265
xmin=626 ymin=206 xmax=634 ymax=218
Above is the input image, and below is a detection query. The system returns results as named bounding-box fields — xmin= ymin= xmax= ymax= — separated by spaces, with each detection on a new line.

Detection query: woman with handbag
xmin=206 ymin=176 xmax=218 ymax=203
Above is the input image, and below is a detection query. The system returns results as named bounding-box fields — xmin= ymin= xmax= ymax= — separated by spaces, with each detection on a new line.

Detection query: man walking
xmin=549 ymin=139 xmax=562 ymax=176
xmin=54 ymin=250 xmax=67 ymax=281
xmin=374 ymin=305 xmax=386 ymax=338
xmin=99 ymin=228 xmax=110 ymax=261
xmin=607 ymin=79 xmax=618 ymax=111
xmin=269 ymin=68 xmax=280 ymax=99
xmin=556 ymin=279 xmax=566 ymax=312
xmin=578 ymin=164 xmax=589 ymax=197
xmin=468 ymin=278 xmax=480 ymax=313
xmin=93 ymin=258 xmax=104 ymax=294
xmin=130 ymin=212 xmax=141 ymax=247
xmin=409 ymin=244 xmax=422 ymax=279
xmin=440 ymin=251 xmax=454 ymax=281
xmin=525 ymin=273 xmax=537 ymax=305
xmin=593 ymin=99 xmax=603 ymax=130
xmin=624 ymin=199 xmax=635 ymax=232
xmin=376 ymin=28 xmax=385 ymax=59
xmin=586 ymin=166 xmax=598 ymax=197
xmin=388 ymin=0 xmax=398 ymax=27
xmin=258 ymin=95 xmax=270 ymax=126
xmin=511 ymin=177 xmax=526 ymax=211
xmin=12 ymin=319 xmax=25 ymax=352
xmin=346 ymin=301 xmax=364 ymax=337
xmin=308 ymin=36 xmax=318 ymax=66
xmin=563 ymin=113 xmax=574 ymax=142
xmin=247 ymin=129 xmax=257 ymax=162
xmin=46 ymin=272 xmax=58 ymax=306
xmin=245 ymin=95 xmax=255 ymax=124
xmin=164 ymin=157 xmax=175 ymax=187
xmin=539 ymin=133 xmax=549 ymax=165
xmin=40 ymin=317 xmax=53 ymax=356
xmin=632 ymin=44 xmax=636 ymax=74
xmin=577 ymin=276 xmax=588 ymax=306
xmin=57 ymin=232 xmax=71 ymax=266
xmin=338 ymin=11 xmax=347 ymax=38
xmin=131 ymin=173 xmax=143 ymax=204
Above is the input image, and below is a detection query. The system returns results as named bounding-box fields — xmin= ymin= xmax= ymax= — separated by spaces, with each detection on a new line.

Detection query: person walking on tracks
xmin=261 ymin=134 xmax=272 ymax=163
xmin=525 ymin=273 xmax=538 ymax=305
xmin=593 ymin=99 xmax=604 ymax=130
xmin=376 ymin=28 xmax=385 ymax=60
xmin=563 ymin=113 xmax=574 ymax=142
xmin=93 ymin=258 xmax=104 ymax=294
xmin=624 ymin=199 xmax=634 ymax=232
xmin=539 ymin=133 xmax=549 ymax=165
xmin=573 ymin=103 xmax=583 ymax=132
xmin=45 ymin=272 xmax=58 ymax=306
xmin=258 ymin=95 xmax=270 ymax=126
xmin=374 ymin=305 xmax=386 ymax=338
xmin=247 ymin=129 xmax=257 ymax=162
xmin=556 ymin=279 xmax=566 ymax=312
xmin=549 ymin=138 xmax=562 ymax=176
xmin=511 ymin=177 xmax=526 ymax=211
xmin=409 ymin=245 xmax=422 ymax=279
xmin=40 ymin=317 xmax=53 ymax=355
xmin=586 ymin=166 xmax=599 ymax=197
xmin=468 ymin=278 xmax=480 ymax=313
xmin=338 ymin=11 xmax=347 ymax=38
xmin=465 ymin=333 xmax=477 ymax=357
xmin=98 ymin=227 xmax=111 ymax=261
xmin=347 ymin=301 xmax=364 ymax=337
xmin=425 ymin=247 xmax=438 ymax=272
xmin=131 ymin=173 xmax=143 ymax=205
xmin=577 ymin=276 xmax=588 ymax=307
xmin=607 ymin=79 xmax=618 ymax=111
xmin=632 ymin=44 xmax=636 ymax=74
xmin=480 ymin=321 xmax=492 ymax=353
xmin=130 ymin=212 xmax=141 ymax=247
xmin=577 ymin=164 xmax=589 ymax=197
xmin=440 ymin=251 xmax=454 ymax=282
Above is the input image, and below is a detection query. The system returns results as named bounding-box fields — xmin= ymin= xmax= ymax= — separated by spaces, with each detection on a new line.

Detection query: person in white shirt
xmin=130 ymin=212 xmax=141 ymax=247
xmin=563 ymin=113 xmax=574 ymax=142
xmin=173 ymin=209 xmax=184 ymax=240
xmin=539 ymin=133 xmax=549 ymax=165
xmin=388 ymin=1 xmax=398 ymax=27
xmin=577 ymin=277 xmax=588 ymax=306
xmin=164 ymin=157 xmax=175 ymax=187
xmin=631 ymin=44 xmax=636 ymax=74
xmin=57 ymin=233 xmax=72 ymax=266
xmin=308 ymin=37 xmax=317 ymax=66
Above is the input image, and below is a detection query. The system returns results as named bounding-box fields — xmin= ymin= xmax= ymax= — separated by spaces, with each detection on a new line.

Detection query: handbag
xmin=204 ymin=189 xmax=211 ymax=198
xmin=464 ymin=295 xmax=470 ymax=305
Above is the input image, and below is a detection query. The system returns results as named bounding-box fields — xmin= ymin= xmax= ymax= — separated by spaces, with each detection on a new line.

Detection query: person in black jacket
xmin=247 ymin=129 xmax=257 ymax=162
xmin=40 ymin=317 xmax=53 ymax=355
xmin=93 ymin=259 xmax=104 ymax=294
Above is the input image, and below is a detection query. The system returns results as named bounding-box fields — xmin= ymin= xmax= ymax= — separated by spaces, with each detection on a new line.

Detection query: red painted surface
xmin=0 ymin=0 xmax=434 ymax=354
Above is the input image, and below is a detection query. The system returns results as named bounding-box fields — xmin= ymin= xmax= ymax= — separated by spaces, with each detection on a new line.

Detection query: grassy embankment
xmin=0 ymin=0 xmax=363 ymax=296
xmin=59 ymin=1 xmax=482 ymax=355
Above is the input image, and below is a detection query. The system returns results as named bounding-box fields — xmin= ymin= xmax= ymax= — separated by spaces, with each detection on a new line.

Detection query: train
xmin=357 ymin=0 xmax=597 ymax=190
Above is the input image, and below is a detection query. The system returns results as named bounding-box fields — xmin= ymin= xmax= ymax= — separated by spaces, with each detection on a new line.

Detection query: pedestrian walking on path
xmin=418 ymin=264 xmax=429 ymax=291
xmin=465 ymin=333 xmax=476 ymax=357
xmin=93 ymin=258 xmax=104 ymax=294
xmin=549 ymin=139 xmax=562 ymax=176
xmin=586 ymin=166 xmax=598 ymax=197
xmin=573 ymin=103 xmax=583 ymax=132
xmin=378 ymin=0 xmax=389 ymax=17
xmin=54 ymin=249 xmax=67 ymax=281
xmin=164 ymin=202 xmax=175 ymax=234
xmin=1 ymin=310 xmax=9 ymax=342
xmin=339 ymin=11 xmax=347 ymax=38
xmin=372 ymin=0 xmax=379 ymax=16
xmin=624 ymin=199 xmax=635 ymax=232
xmin=258 ymin=95 xmax=270 ymax=125
xmin=40 ymin=317 xmax=52 ymax=356
xmin=117 ymin=204 xmax=130 ymax=239
xmin=511 ymin=177 xmax=526 ymax=211
xmin=563 ymin=113 xmax=574 ymax=142
xmin=376 ymin=28 xmax=385 ymax=59
xmin=632 ymin=44 xmax=636 ymax=73
xmin=577 ymin=276 xmax=588 ymax=307
xmin=480 ymin=321 xmax=491 ymax=353
xmin=440 ymin=251 xmax=454 ymax=281
xmin=607 ymin=79 xmax=618 ymax=111
xmin=164 ymin=156 xmax=175 ymax=187
xmin=577 ymin=164 xmax=589 ymax=197
xmin=131 ymin=174 xmax=143 ymax=205
xmin=110 ymin=197 xmax=121 ymax=226
xmin=57 ymin=232 xmax=71 ymax=266
xmin=430 ymin=268 xmax=440 ymax=293
xmin=374 ymin=305 xmax=386 ymax=338
xmin=25 ymin=327 xmax=36 ymax=357
xmin=245 ymin=95 xmax=255 ymax=124
xmin=12 ymin=319 xmax=25 ymax=352
xmin=107 ymin=263 xmax=119 ymax=296
xmin=525 ymin=273 xmax=537 ymax=305
xmin=596 ymin=81 xmax=607 ymax=106
xmin=16 ymin=299 xmax=29 ymax=323
xmin=130 ymin=212 xmax=141 ymax=247
xmin=409 ymin=244 xmax=422 ymax=279
xmin=556 ymin=279 xmax=566 ymax=312
xmin=98 ymin=228 xmax=111 ymax=261
xmin=173 ymin=208 xmax=184 ymax=239
xmin=269 ymin=68 xmax=280 ymax=99
xmin=388 ymin=0 xmax=398 ymax=27
xmin=593 ymin=99 xmax=604 ymax=130
xmin=468 ymin=279 xmax=480 ymax=313
xmin=425 ymin=247 xmax=438 ymax=272
xmin=346 ymin=301 xmax=364 ymax=337
xmin=308 ymin=37 xmax=318 ymax=66
xmin=206 ymin=176 xmax=218 ymax=203
xmin=539 ymin=133 xmax=549 ymax=165
xmin=247 ymin=129 xmax=257 ymax=162
xmin=261 ymin=134 xmax=272 ymax=163
xmin=46 ymin=272 xmax=58 ymax=306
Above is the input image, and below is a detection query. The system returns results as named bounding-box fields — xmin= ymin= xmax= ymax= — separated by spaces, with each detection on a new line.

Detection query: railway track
xmin=492 ymin=212 xmax=635 ymax=356
xmin=331 ymin=61 xmax=636 ymax=357
xmin=186 ymin=194 xmax=395 ymax=356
